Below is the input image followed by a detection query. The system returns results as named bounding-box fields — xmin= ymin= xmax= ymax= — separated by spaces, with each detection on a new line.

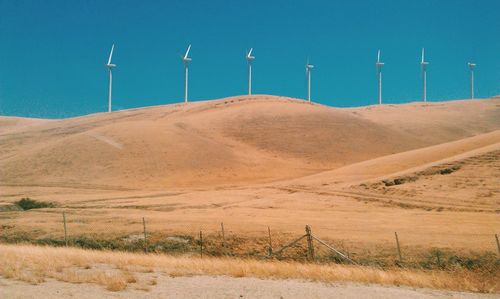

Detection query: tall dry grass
xmin=0 ymin=244 xmax=497 ymax=293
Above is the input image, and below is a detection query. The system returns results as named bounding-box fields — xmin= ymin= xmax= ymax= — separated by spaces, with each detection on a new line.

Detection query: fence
xmin=1 ymin=211 xmax=499 ymax=269
xmin=4 ymin=211 xmax=500 ymax=267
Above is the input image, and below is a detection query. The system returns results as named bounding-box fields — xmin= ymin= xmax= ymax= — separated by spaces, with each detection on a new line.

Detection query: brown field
xmin=0 ymin=244 xmax=498 ymax=295
xmin=1 ymin=95 xmax=499 ymax=293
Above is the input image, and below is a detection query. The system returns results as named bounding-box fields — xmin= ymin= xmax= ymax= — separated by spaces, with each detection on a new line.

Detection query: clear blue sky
xmin=1 ymin=0 xmax=499 ymax=118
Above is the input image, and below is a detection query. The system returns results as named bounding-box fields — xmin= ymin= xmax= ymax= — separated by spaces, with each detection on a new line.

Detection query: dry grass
xmin=0 ymin=244 xmax=497 ymax=293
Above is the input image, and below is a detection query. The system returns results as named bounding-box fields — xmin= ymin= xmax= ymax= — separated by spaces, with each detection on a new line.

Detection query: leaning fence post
xmin=267 ymin=226 xmax=273 ymax=256
xmin=495 ymin=234 xmax=500 ymax=256
xmin=199 ymin=230 xmax=203 ymax=258
xmin=63 ymin=212 xmax=68 ymax=247
xmin=142 ymin=217 xmax=148 ymax=253
xmin=305 ymin=225 xmax=314 ymax=261
xmin=394 ymin=232 xmax=402 ymax=262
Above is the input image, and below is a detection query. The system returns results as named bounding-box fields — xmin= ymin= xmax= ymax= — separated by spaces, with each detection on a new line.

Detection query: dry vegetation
xmin=0 ymin=244 xmax=498 ymax=293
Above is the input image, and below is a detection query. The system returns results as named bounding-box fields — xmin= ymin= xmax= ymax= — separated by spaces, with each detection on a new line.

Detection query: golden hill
xmin=1 ymin=95 xmax=499 ymax=190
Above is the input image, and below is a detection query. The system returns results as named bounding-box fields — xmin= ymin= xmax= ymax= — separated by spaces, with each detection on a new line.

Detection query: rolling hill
xmin=1 ymin=95 xmax=499 ymax=190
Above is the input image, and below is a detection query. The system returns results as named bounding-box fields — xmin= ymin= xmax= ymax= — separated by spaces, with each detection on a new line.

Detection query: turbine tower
xmin=376 ymin=49 xmax=385 ymax=105
xmin=246 ymin=48 xmax=255 ymax=95
xmin=105 ymin=44 xmax=116 ymax=113
xmin=468 ymin=62 xmax=476 ymax=99
xmin=182 ymin=44 xmax=192 ymax=103
xmin=305 ymin=59 xmax=314 ymax=102
xmin=421 ymin=48 xmax=429 ymax=102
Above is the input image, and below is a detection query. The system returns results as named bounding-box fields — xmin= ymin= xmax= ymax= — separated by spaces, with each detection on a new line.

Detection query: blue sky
xmin=1 ymin=0 xmax=499 ymax=118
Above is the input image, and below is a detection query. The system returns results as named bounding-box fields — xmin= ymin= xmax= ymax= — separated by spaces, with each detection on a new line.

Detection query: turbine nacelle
xmin=468 ymin=62 xmax=476 ymax=69
xmin=106 ymin=63 xmax=116 ymax=69
xmin=421 ymin=63 xmax=429 ymax=73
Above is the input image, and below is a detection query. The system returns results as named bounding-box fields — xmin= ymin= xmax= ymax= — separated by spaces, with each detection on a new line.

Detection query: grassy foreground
xmin=0 ymin=244 xmax=498 ymax=293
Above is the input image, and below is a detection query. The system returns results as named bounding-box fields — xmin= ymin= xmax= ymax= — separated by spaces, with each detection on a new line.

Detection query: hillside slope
xmin=1 ymin=96 xmax=499 ymax=189
xmin=283 ymin=130 xmax=500 ymax=212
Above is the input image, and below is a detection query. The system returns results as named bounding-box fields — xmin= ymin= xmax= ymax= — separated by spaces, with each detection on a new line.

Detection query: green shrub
xmin=15 ymin=198 xmax=54 ymax=210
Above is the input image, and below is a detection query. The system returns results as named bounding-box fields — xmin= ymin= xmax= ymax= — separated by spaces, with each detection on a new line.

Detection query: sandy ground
xmin=0 ymin=275 xmax=496 ymax=299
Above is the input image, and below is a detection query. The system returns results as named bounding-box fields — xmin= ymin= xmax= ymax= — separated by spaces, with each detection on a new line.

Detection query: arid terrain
xmin=1 ymin=95 xmax=499 ymax=295
xmin=0 ymin=244 xmax=498 ymax=298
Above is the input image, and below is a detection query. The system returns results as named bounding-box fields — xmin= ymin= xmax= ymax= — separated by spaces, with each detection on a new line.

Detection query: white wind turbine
xmin=468 ymin=62 xmax=476 ymax=99
xmin=305 ymin=59 xmax=314 ymax=102
xmin=246 ymin=48 xmax=255 ymax=95
xmin=376 ymin=49 xmax=385 ymax=105
xmin=182 ymin=44 xmax=192 ymax=103
xmin=105 ymin=44 xmax=116 ymax=112
xmin=421 ymin=48 xmax=429 ymax=102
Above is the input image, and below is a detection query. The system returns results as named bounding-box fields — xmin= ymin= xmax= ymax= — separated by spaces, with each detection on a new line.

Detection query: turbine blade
xmin=108 ymin=44 xmax=115 ymax=65
xmin=421 ymin=48 xmax=424 ymax=63
xmin=184 ymin=44 xmax=191 ymax=59
xmin=377 ymin=49 xmax=380 ymax=63
xmin=248 ymin=48 xmax=253 ymax=57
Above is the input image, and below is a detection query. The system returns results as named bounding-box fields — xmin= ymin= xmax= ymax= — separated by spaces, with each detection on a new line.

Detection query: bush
xmin=15 ymin=198 xmax=54 ymax=210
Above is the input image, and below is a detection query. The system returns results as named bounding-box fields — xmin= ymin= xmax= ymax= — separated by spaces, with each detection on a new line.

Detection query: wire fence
xmin=1 ymin=211 xmax=499 ymax=270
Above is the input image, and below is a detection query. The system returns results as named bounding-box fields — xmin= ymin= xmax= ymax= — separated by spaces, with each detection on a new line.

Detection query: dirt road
xmin=0 ymin=276 xmax=495 ymax=299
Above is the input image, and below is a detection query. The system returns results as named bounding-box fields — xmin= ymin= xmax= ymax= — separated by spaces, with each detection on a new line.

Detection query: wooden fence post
xmin=142 ymin=217 xmax=148 ymax=253
xmin=305 ymin=225 xmax=314 ymax=261
xmin=199 ymin=230 xmax=203 ymax=258
xmin=63 ymin=212 xmax=68 ymax=247
xmin=394 ymin=232 xmax=402 ymax=262
xmin=267 ymin=226 xmax=273 ymax=256
xmin=221 ymin=222 xmax=226 ymax=249
xmin=495 ymin=234 xmax=500 ymax=256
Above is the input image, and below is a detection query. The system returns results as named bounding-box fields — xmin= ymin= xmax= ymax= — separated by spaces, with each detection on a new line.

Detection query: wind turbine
xmin=105 ymin=44 xmax=116 ymax=112
xmin=421 ymin=48 xmax=429 ymax=102
xmin=246 ymin=48 xmax=255 ymax=95
xmin=468 ymin=62 xmax=476 ymax=99
xmin=376 ymin=49 xmax=385 ymax=105
xmin=182 ymin=44 xmax=192 ymax=103
xmin=305 ymin=59 xmax=314 ymax=102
